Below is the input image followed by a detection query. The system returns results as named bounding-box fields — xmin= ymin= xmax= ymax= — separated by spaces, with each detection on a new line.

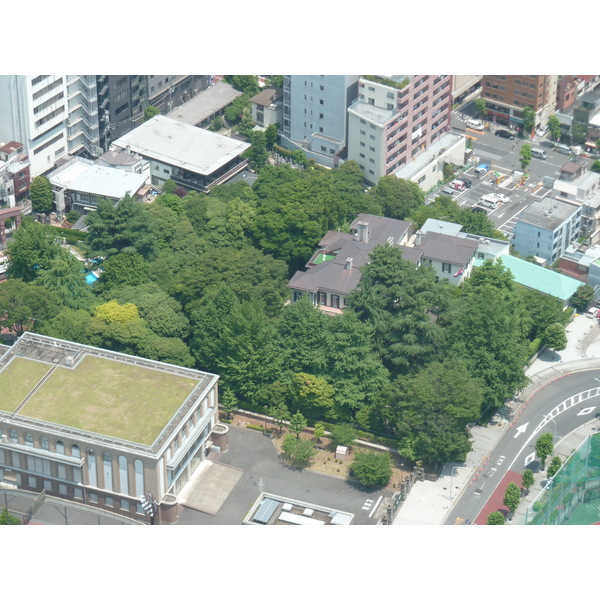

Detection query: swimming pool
xmin=85 ymin=272 xmax=99 ymax=285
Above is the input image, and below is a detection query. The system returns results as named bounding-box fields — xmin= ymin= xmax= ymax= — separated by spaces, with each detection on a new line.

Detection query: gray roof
xmin=250 ymin=87 xmax=282 ymax=107
xmin=111 ymin=115 xmax=250 ymax=177
xmin=415 ymin=231 xmax=479 ymax=265
xmin=166 ymin=81 xmax=242 ymax=125
xmin=517 ymin=196 xmax=581 ymax=231
xmin=98 ymin=149 xmax=140 ymax=167
xmin=289 ymin=214 xmax=415 ymax=296
xmin=420 ymin=218 xmax=463 ymax=237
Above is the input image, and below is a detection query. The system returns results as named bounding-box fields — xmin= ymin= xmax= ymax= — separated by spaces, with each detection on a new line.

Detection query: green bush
xmin=246 ymin=424 xmax=264 ymax=432
xmin=350 ymin=450 xmax=393 ymax=487
xmin=528 ymin=338 xmax=541 ymax=358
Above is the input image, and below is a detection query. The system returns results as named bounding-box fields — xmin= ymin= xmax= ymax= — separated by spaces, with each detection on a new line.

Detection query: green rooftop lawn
xmin=19 ymin=355 xmax=199 ymax=445
xmin=0 ymin=358 xmax=53 ymax=413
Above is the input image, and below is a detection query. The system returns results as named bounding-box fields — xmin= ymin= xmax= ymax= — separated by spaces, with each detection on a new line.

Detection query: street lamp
xmin=544 ymin=414 xmax=558 ymax=439
xmin=449 ymin=467 xmax=460 ymax=501
xmin=140 ymin=492 xmax=159 ymax=525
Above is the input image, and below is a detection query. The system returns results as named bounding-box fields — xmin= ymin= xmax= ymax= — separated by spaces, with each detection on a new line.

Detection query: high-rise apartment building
xmin=281 ymin=75 xmax=359 ymax=167
xmin=480 ymin=75 xmax=558 ymax=130
xmin=346 ymin=75 xmax=452 ymax=185
xmin=0 ymin=75 xmax=102 ymax=177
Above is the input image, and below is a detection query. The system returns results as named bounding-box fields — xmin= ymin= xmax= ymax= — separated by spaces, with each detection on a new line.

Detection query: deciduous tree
xmin=540 ymin=323 xmax=567 ymax=358
xmin=503 ymin=482 xmax=521 ymax=514
xmin=547 ymin=455 xmax=562 ymax=479
xmin=29 ymin=176 xmax=54 ymax=214
xmin=535 ymin=433 xmax=554 ymax=469
xmin=368 ymin=176 xmax=424 ymax=220
xmin=520 ymin=144 xmax=532 ymax=171
xmin=487 ymin=511 xmax=505 ymax=525
xmin=288 ymin=411 xmax=308 ymax=439
xmin=350 ymin=450 xmax=393 ymax=487
xmin=281 ymin=434 xmax=316 ymax=466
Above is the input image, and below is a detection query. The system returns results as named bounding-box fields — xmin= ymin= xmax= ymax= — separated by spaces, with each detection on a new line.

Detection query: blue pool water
xmin=85 ymin=272 xmax=99 ymax=285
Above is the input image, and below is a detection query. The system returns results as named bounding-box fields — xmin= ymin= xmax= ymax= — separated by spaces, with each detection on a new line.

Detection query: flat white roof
xmin=67 ymin=164 xmax=147 ymax=199
xmin=49 ymin=162 xmax=91 ymax=189
xmin=111 ymin=115 xmax=251 ymax=177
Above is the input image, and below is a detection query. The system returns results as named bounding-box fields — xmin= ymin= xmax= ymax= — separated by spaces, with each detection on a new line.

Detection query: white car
xmin=467 ymin=119 xmax=485 ymax=131
xmin=482 ymin=193 xmax=509 ymax=204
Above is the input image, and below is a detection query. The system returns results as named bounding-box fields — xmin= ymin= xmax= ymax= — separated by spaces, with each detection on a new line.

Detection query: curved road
xmin=445 ymin=368 xmax=600 ymax=524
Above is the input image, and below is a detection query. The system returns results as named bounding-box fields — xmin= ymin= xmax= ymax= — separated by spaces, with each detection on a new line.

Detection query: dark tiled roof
xmin=414 ymin=231 xmax=478 ymax=265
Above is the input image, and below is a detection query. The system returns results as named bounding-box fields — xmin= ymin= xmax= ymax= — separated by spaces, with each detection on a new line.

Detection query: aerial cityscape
xmin=1 ymin=74 xmax=600 ymax=535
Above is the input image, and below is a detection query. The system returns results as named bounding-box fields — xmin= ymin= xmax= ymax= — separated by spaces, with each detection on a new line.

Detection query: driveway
xmin=173 ymin=425 xmax=392 ymax=525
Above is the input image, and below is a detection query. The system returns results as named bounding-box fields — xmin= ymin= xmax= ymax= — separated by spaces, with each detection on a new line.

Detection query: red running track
xmin=474 ymin=470 xmax=523 ymax=525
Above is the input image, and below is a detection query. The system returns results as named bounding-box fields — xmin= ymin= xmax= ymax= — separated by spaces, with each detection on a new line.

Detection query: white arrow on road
xmin=514 ymin=423 xmax=529 ymax=438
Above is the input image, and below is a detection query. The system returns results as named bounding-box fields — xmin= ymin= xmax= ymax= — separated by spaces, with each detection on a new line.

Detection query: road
xmin=444 ymin=368 xmax=600 ymax=524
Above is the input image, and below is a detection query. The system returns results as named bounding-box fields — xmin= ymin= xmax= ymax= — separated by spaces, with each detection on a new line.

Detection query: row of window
xmin=1 ymin=428 xmax=82 ymax=456
xmin=32 ymin=77 xmax=63 ymax=102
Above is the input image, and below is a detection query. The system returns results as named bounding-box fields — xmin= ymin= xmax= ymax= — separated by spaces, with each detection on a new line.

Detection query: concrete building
xmin=0 ymin=141 xmax=30 ymax=205
xmin=347 ymin=75 xmax=453 ymax=185
xmin=452 ymin=75 xmax=482 ymax=105
xmin=0 ymin=332 xmax=222 ymax=524
xmin=251 ymin=87 xmax=283 ymax=129
xmin=48 ymin=156 xmax=148 ymax=213
xmin=0 ymin=75 xmax=103 ymax=177
xmin=110 ymin=115 xmax=250 ymax=192
xmin=481 ymin=75 xmax=558 ymax=131
xmin=146 ymin=76 xmax=209 ymax=114
xmin=96 ymin=75 xmax=147 ymax=152
xmin=281 ymin=75 xmax=359 ymax=168
xmin=166 ymin=81 xmax=242 ymax=128
xmin=512 ymin=196 xmax=582 ymax=264
xmin=392 ymin=131 xmax=466 ymax=191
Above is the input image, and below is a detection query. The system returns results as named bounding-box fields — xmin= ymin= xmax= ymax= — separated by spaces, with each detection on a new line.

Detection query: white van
xmin=554 ymin=143 xmax=572 ymax=155
xmin=531 ymin=147 xmax=547 ymax=159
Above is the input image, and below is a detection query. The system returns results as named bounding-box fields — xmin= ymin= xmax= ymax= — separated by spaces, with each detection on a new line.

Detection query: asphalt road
xmin=444 ymin=368 xmax=600 ymax=524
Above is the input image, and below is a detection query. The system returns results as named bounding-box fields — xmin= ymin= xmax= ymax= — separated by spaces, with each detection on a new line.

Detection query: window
xmin=134 ymin=459 xmax=144 ymax=497
xmin=319 ymin=113 xmax=324 ymax=119
xmin=119 ymin=455 xmax=129 ymax=495
xmin=56 ymin=440 xmax=64 ymax=454
xmin=105 ymin=497 xmax=114 ymax=508
xmin=89 ymin=492 xmax=98 ymax=504
xmin=318 ymin=292 xmax=327 ymax=305
xmin=10 ymin=430 xmax=18 ymax=443
xmin=25 ymin=433 xmax=34 ymax=447
xmin=121 ymin=499 xmax=130 ymax=512
xmin=318 ymin=127 xmax=323 ymax=133
xmin=319 ymin=85 xmax=324 ymax=91
xmin=321 ymin=146 xmax=326 ymax=152
xmin=331 ymin=295 xmax=340 ymax=308
xmin=73 ymin=487 xmax=83 ymax=500
xmin=57 ymin=464 xmax=67 ymax=480
xmin=442 ymin=262 xmax=452 ymax=273
xmin=28 ymin=476 xmax=37 ymax=488
xmin=71 ymin=445 xmax=80 ymax=458
xmin=59 ymin=483 xmax=68 ymax=496
xmin=319 ymin=100 xmax=324 ymax=105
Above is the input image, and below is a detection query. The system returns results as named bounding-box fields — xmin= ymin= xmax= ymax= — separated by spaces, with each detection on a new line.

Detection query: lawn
xmin=0 ymin=358 xmax=53 ymax=413
xmin=19 ymin=355 xmax=199 ymax=445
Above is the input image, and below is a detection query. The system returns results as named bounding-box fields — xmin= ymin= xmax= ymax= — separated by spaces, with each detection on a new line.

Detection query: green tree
xmin=350 ymin=450 xmax=393 ymax=487
xmin=269 ymin=401 xmax=291 ymax=434
xmin=288 ymin=411 xmax=307 ymax=438
xmin=94 ymin=300 xmax=139 ymax=323
xmin=265 ymin=123 xmax=278 ymax=149
xmin=143 ymin=105 xmax=160 ymax=121
xmin=208 ymin=116 xmax=223 ymax=132
xmin=220 ymin=388 xmax=239 ymax=419
xmin=520 ymin=143 xmax=532 ymax=171
xmin=535 ymin=433 xmax=554 ymax=469
xmin=570 ymin=283 xmax=595 ymax=312
xmin=0 ymin=279 xmax=59 ymax=336
xmin=368 ymin=176 xmax=425 ymax=220
xmin=329 ymin=423 xmax=358 ymax=449
xmin=6 ymin=219 xmax=62 ymax=282
xmin=155 ymin=192 xmax=186 ymax=215
xmin=289 ymin=372 xmax=335 ymax=421
xmin=522 ymin=469 xmax=535 ymax=493
xmin=572 ymin=122 xmax=587 ymax=145
xmin=224 ymin=75 xmax=260 ymax=95
xmin=313 ymin=422 xmax=325 ymax=441
xmin=38 ymin=307 xmax=93 ymax=344
xmin=591 ymin=160 xmax=600 ymax=174
xmin=487 ymin=511 xmax=505 ymax=525
xmin=522 ymin=106 xmax=536 ymax=135
xmin=0 ymin=506 xmax=20 ymax=525
xmin=95 ymin=251 xmax=148 ymax=292
xmin=474 ymin=98 xmax=487 ymax=119
xmin=36 ymin=250 xmax=96 ymax=310
xmin=29 ymin=175 xmax=54 ymax=214
xmin=281 ymin=434 xmax=317 ymax=466
xmin=162 ymin=180 xmax=178 ymax=194
xmin=248 ymin=130 xmax=269 ymax=171
xmin=548 ymin=114 xmax=561 ymax=141
xmin=540 ymin=322 xmax=567 ymax=358
xmin=547 ymin=455 xmax=562 ymax=479
xmin=503 ymin=482 xmax=521 ymax=514
xmin=84 ymin=197 xmax=158 ymax=259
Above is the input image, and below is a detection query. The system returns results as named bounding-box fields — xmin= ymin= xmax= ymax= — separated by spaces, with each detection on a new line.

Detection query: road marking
xmin=369 ymin=495 xmax=383 ymax=518
xmin=362 ymin=499 xmax=373 ymax=510
xmin=454 ymin=517 xmax=464 ymax=525
xmin=514 ymin=423 xmax=529 ymax=438
xmin=525 ymin=452 xmax=536 ymax=467
xmin=577 ymin=406 xmax=596 ymax=416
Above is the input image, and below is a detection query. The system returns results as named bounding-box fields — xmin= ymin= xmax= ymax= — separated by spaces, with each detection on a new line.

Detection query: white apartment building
xmin=0 ymin=76 xmax=101 ymax=178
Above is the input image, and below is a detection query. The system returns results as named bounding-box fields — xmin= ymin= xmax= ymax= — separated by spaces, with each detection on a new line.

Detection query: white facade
xmin=0 ymin=75 xmax=101 ymax=177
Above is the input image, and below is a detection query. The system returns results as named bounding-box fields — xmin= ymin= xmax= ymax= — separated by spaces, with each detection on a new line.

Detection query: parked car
xmin=495 ymin=129 xmax=515 ymax=140
xmin=462 ymin=179 xmax=473 ymax=188
xmin=449 ymin=179 xmax=467 ymax=191
xmin=467 ymin=119 xmax=485 ymax=131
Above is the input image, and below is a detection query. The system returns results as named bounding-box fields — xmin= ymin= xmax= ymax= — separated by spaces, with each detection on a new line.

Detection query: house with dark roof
xmin=250 ymin=88 xmax=283 ymax=129
xmin=288 ymin=214 xmax=416 ymax=314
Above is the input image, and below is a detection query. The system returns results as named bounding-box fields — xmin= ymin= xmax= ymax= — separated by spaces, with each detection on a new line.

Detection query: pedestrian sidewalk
xmin=393 ymin=313 xmax=600 ymax=525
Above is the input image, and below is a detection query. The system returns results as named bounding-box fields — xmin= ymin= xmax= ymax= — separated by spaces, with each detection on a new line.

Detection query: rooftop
xmin=516 ymin=196 xmax=581 ymax=230
xmin=166 ymin=81 xmax=242 ymax=126
xmin=111 ymin=115 xmax=250 ymax=177
xmin=0 ymin=333 xmax=218 ymax=450
xmin=498 ymin=255 xmax=582 ymax=301
xmin=250 ymin=87 xmax=282 ymax=107
xmin=415 ymin=230 xmax=479 ymax=265
xmin=65 ymin=164 xmax=147 ymax=199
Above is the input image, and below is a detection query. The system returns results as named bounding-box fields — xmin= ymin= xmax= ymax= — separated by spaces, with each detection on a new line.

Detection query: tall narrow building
xmin=346 ymin=75 xmax=452 ymax=185
xmin=280 ymin=75 xmax=359 ymax=167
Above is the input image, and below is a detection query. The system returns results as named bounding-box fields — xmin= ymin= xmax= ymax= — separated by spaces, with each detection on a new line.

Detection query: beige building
xmin=0 ymin=333 xmax=222 ymax=524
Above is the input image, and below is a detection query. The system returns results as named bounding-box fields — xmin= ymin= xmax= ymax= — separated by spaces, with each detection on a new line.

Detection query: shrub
xmin=350 ymin=450 xmax=393 ymax=487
